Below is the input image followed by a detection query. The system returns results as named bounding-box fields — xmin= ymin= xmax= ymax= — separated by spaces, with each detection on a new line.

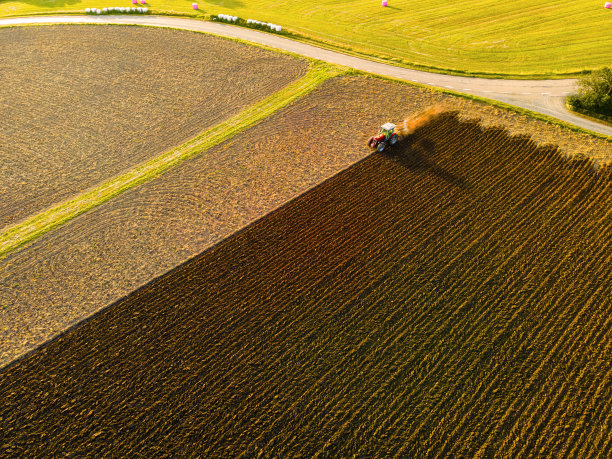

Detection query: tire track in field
xmin=0 ymin=25 xmax=307 ymax=229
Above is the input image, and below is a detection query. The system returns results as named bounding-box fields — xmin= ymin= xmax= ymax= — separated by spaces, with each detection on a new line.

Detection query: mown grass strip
xmin=0 ymin=62 xmax=343 ymax=259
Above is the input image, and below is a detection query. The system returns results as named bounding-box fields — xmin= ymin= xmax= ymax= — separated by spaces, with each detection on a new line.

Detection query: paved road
xmin=2 ymin=15 xmax=611 ymax=137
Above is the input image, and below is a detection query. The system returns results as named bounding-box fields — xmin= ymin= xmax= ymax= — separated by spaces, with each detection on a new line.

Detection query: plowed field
xmin=1 ymin=113 xmax=610 ymax=456
xmin=2 ymin=74 xmax=610 ymax=375
xmin=0 ymin=24 xmax=306 ymax=228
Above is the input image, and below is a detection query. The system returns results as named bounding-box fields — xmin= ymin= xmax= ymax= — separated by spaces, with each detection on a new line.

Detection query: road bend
xmin=2 ymin=15 xmax=611 ymax=137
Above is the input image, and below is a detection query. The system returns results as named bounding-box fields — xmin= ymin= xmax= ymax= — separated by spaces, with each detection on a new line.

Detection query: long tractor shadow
xmin=381 ymin=114 xmax=470 ymax=191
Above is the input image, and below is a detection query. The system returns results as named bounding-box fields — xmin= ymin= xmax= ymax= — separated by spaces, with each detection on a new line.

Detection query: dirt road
xmin=1 ymin=15 xmax=610 ymax=137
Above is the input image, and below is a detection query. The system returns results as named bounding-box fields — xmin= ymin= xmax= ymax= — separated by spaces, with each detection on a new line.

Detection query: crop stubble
xmin=0 ymin=24 xmax=307 ymax=228
xmin=0 ymin=108 xmax=610 ymax=455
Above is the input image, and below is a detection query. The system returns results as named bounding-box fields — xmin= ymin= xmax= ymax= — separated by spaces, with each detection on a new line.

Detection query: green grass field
xmin=1 ymin=0 xmax=611 ymax=76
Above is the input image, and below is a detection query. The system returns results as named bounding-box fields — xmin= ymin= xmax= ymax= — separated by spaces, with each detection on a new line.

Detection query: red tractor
xmin=367 ymin=122 xmax=399 ymax=152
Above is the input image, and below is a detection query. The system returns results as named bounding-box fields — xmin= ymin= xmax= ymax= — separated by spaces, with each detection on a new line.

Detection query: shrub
xmin=567 ymin=67 xmax=612 ymax=118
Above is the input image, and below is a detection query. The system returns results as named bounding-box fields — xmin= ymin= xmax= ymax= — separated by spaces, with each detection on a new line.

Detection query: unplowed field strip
xmin=1 ymin=113 xmax=610 ymax=456
xmin=0 ymin=24 xmax=306 ymax=228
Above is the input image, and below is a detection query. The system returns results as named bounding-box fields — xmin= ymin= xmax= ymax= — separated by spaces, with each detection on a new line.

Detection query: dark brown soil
xmin=2 ymin=75 xmax=611 ymax=372
xmin=0 ymin=24 xmax=306 ymax=228
xmin=0 ymin=113 xmax=610 ymax=457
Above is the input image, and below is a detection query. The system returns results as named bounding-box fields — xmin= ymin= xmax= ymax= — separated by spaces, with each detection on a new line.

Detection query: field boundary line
xmin=0 ymin=62 xmax=344 ymax=259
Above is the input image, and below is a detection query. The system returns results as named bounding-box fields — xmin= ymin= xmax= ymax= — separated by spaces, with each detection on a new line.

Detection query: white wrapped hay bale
xmin=275 ymin=25 xmax=282 ymax=32
xmin=85 ymin=7 xmax=91 ymax=13
xmin=96 ymin=8 xmax=101 ymax=14
xmin=102 ymin=7 xmax=107 ymax=13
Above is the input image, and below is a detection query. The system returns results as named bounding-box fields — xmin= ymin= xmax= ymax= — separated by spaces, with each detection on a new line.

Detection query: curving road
xmin=2 ymin=15 xmax=611 ymax=137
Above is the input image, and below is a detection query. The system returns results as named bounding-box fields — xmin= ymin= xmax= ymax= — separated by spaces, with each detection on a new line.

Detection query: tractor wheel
xmin=377 ymin=142 xmax=386 ymax=152
xmin=389 ymin=134 xmax=398 ymax=145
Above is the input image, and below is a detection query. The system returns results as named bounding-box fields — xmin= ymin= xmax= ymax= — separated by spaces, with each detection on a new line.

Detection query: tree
xmin=568 ymin=67 xmax=612 ymax=117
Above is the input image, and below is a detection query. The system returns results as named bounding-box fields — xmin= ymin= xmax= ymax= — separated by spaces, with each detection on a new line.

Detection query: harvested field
xmin=2 ymin=75 xmax=611 ymax=368
xmin=0 ymin=24 xmax=306 ymax=228
xmin=1 ymin=112 xmax=610 ymax=456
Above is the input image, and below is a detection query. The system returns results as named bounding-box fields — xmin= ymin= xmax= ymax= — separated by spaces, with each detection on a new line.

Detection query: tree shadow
xmin=384 ymin=135 xmax=470 ymax=190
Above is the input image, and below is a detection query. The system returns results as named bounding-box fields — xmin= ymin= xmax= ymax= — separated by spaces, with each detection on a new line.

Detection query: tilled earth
xmin=2 ymin=75 xmax=611 ymax=370
xmin=0 ymin=113 xmax=610 ymax=456
xmin=0 ymin=24 xmax=307 ymax=228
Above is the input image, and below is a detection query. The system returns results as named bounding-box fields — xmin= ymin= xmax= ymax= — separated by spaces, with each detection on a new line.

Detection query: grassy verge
xmin=1 ymin=0 xmax=610 ymax=77
xmin=566 ymin=104 xmax=612 ymax=128
xmin=0 ymin=62 xmax=344 ymax=259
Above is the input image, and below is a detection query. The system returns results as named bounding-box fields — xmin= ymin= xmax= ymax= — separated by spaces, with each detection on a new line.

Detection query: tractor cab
xmin=367 ymin=121 xmax=400 ymax=152
xmin=379 ymin=122 xmax=396 ymax=140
